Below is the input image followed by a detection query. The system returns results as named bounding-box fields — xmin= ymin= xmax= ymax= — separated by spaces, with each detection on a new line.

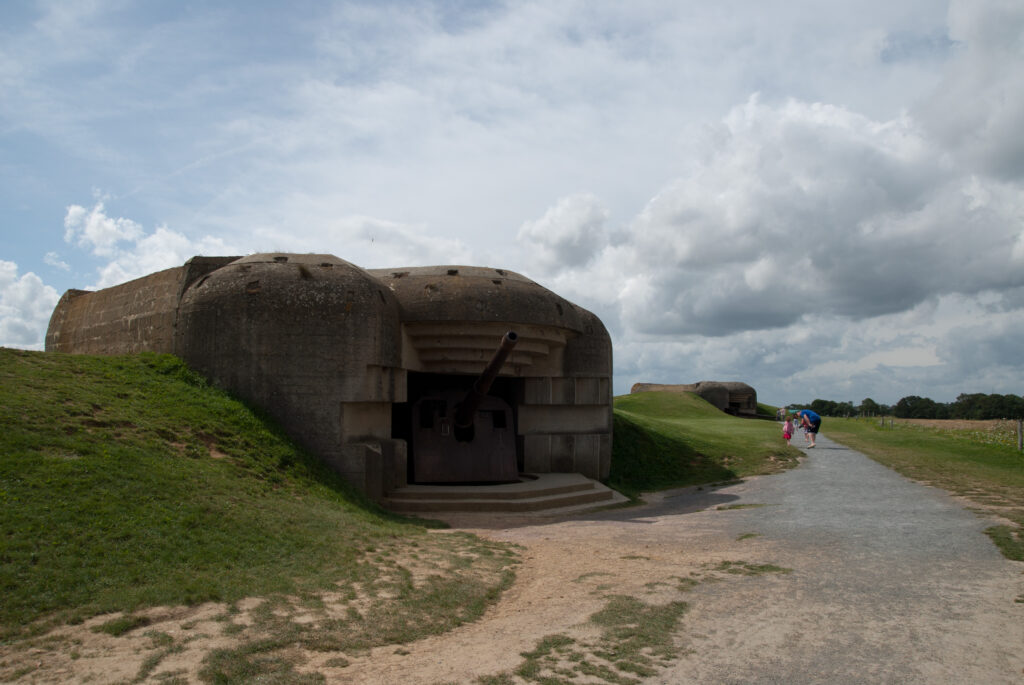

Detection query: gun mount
xmin=454 ymin=330 xmax=518 ymax=436
xmin=411 ymin=331 xmax=519 ymax=483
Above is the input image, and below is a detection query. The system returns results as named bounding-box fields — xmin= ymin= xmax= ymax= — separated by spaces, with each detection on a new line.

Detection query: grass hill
xmin=0 ymin=349 xmax=516 ymax=669
xmin=609 ymin=391 xmax=801 ymax=498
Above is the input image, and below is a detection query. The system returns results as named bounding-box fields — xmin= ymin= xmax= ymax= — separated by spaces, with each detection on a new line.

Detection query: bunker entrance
xmin=392 ymin=333 xmax=523 ymax=484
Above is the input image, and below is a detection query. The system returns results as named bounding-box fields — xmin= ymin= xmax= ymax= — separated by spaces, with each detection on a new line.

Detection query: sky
xmin=2 ymin=0 xmax=1023 ymax=407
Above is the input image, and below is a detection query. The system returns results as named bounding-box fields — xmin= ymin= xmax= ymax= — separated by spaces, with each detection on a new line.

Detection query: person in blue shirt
xmin=795 ymin=409 xmax=822 ymax=448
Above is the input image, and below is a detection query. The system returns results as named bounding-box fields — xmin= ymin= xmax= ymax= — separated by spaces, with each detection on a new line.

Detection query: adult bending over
xmin=796 ymin=409 xmax=822 ymax=448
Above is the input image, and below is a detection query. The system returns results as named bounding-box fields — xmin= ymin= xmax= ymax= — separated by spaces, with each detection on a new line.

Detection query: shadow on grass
xmin=607 ymin=412 xmax=737 ymax=500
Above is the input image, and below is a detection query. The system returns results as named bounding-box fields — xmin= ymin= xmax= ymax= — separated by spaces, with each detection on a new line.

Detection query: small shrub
xmin=95 ymin=614 xmax=151 ymax=637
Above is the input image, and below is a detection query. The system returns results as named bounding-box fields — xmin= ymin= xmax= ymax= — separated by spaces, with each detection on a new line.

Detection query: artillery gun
xmin=411 ymin=331 xmax=519 ymax=483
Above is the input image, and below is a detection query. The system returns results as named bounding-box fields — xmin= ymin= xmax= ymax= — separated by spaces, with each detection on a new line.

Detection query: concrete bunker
xmin=630 ymin=381 xmax=758 ymax=416
xmin=46 ymin=254 xmax=613 ymax=501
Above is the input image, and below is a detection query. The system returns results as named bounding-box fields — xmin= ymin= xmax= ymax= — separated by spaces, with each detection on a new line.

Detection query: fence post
xmin=1018 ymin=418 xmax=1022 ymax=452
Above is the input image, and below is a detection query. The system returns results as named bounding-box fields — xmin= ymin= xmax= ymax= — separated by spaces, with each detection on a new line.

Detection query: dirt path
xmin=332 ymin=433 xmax=1024 ymax=684
xmin=329 ymin=510 xmax=770 ymax=683
xmin=4 ymin=435 xmax=1023 ymax=683
xmin=1 ymin=496 xmax=767 ymax=685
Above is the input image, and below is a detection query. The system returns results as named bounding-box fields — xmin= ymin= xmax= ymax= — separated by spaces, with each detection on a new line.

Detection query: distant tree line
xmin=790 ymin=393 xmax=1024 ymax=419
xmin=891 ymin=393 xmax=1024 ymax=420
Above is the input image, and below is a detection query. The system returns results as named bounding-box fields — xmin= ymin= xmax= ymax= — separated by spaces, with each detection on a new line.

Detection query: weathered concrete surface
xmin=45 ymin=257 xmax=235 ymax=354
xmin=176 ymin=254 xmax=407 ymax=498
xmin=45 ymin=254 xmax=613 ymax=498
xmin=372 ymin=265 xmax=613 ymax=480
xmin=46 ymin=269 xmax=181 ymax=355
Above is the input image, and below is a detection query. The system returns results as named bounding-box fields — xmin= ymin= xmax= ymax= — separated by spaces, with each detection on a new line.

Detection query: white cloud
xmin=63 ymin=201 xmax=144 ymax=257
xmin=62 ymin=202 xmax=236 ymax=289
xmin=794 ymin=346 xmax=943 ymax=387
xmin=917 ymin=0 xmax=1024 ymax=180
xmin=0 ymin=260 xmax=60 ymax=349
xmin=517 ymin=194 xmax=609 ymax=274
xmin=43 ymin=252 xmax=69 ymax=270
xmin=522 ymin=95 xmax=1024 ymax=345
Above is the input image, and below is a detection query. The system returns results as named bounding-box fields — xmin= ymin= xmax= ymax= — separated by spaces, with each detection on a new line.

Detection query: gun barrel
xmin=454 ymin=331 xmax=518 ymax=428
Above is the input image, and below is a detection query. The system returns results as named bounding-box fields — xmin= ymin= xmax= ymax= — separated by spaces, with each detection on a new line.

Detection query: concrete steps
xmin=383 ymin=472 xmax=625 ymax=513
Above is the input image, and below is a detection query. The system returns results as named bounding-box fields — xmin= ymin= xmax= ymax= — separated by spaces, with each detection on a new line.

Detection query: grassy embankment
xmin=826 ymin=417 xmax=1024 ymax=560
xmin=1 ymin=349 xmax=801 ymax=682
xmin=0 ymin=349 xmax=518 ymax=680
xmin=609 ymin=391 xmax=802 ymax=499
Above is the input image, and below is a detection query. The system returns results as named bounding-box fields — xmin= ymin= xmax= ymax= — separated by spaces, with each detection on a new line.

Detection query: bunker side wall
xmin=45 ymin=267 xmax=186 ymax=354
xmin=629 ymin=383 xmax=699 ymax=394
xmin=518 ymin=308 xmax=614 ymax=481
xmin=175 ymin=256 xmax=408 ymax=499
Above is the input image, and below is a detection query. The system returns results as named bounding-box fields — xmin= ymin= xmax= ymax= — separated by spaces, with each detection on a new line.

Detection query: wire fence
xmin=874 ymin=417 xmax=1024 ymax=452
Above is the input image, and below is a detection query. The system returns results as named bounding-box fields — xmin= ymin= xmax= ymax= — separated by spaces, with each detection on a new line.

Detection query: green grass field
xmin=826 ymin=417 xmax=1024 ymax=560
xmin=609 ymin=391 xmax=802 ymax=498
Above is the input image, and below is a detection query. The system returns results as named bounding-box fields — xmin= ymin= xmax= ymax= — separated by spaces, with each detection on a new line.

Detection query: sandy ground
xmin=0 ymin=499 xmax=756 ymax=684
xmin=3 ymin=436 xmax=1023 ymax=683
xmin=1 ymin=504 xmax=783 ymax=684
xmin=330 ymin=508 xmax=768 ymax=684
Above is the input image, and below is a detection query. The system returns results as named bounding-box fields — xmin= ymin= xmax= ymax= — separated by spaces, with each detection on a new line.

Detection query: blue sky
xmin=2 ymin=0 xmax=1023 ymax=406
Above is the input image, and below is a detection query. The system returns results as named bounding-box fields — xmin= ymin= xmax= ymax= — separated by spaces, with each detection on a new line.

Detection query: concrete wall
xmin=372 ymin=266 xmax=614 ymax=481
xmin=46 ymin=253 xmax=615 ymax=496
xmin=45 ymin=257 xmax=237 ymax=355
xmin=174 ymin=254 xmax=407 ymax=499
xmin=45 ymin=268 xmax=183 ymax=354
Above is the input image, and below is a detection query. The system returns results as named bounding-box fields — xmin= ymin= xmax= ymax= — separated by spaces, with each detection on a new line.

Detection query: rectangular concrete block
xmin=46 ymin=267 xmax=184 ymax=354
xmin=598 ymin=432 xmax=612 ymax=480
xmin=361 ymin=442 xmax=385 ymax=500
xmin=322 ymin=439 xmax=407 ymax=500
xmin=339 ymin=402 xmax=392 ymax=441
xmin=575 ymin=377 xmax=604 ymax=405
xmin=550 ymin=435 xmax=575 ymax=472
xmin=517 ymin=405 xmax=611 ymax=434
xmin=359 ymin=365 xmax=407 ymax=403
xmin=523 ymin=377 xmax=551 ymax=404
xmin=383 ymin=439 xmax=408 ymax=493
xmin=523 ymin=434 xmax=551 ymax=472
xmin=333 ymin=443 xmax=374 ymax=474
xmin=572 ymin=433 xmax=601 ymax=479
xmin=551 ymin=377 xmax=575 ymax=404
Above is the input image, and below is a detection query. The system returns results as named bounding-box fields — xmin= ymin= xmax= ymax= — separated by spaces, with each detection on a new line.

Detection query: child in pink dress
xmin=782 ymin=416 xmax=794 ymax=445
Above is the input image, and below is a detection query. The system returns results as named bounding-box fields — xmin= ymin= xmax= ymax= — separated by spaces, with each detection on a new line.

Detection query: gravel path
xmin=357 ymin=432 xmax=1024 ymax=684
xmin=653 ymin=432 xmax=1024 ymax=684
